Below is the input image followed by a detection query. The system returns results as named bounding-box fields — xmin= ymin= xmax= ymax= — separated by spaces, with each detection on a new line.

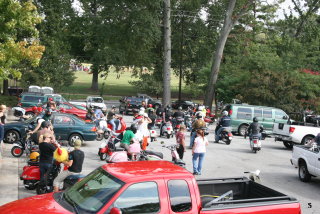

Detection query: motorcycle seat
xmin=28 ymin=160 xmax=39 ymax=166
xmin=144 ymin=150 xmax=163 ymax=159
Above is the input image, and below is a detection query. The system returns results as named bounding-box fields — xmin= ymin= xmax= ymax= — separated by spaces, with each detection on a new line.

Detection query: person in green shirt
xmin=120 ymin=124 xmax=137 ymax=151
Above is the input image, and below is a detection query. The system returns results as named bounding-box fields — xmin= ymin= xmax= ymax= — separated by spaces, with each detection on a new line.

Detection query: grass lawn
xmin=59 ymin=71 xmax=185 ymax=99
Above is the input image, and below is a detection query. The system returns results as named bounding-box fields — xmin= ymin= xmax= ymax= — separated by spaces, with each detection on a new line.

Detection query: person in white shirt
xmin=192 ymin=129 xmax=209 ymax=175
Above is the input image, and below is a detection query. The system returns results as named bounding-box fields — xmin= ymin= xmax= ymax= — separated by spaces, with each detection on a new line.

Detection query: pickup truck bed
xmin=198 ymin=177 xmax=300 ymax=212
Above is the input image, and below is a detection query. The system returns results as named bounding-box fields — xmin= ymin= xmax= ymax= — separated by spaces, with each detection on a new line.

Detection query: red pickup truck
xmin=0 ymin=161 xmax=301 ymax=214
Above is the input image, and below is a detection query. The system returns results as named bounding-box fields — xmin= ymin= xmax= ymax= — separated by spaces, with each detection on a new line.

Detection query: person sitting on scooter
xmin=189 ymin=114 xmax=206 ymax=148
xmin=53 ymin=140 xmax=84 ymax=192
xmin=247 ymin=117 xmax=263 ymax=140
xmin=39 ymin=133 xmax=59 ymax=181
xmin=173 ymin=106 xmax=185 ymax=127
xmin=107 ymin=111 xmax=120 ymax=132
xmin=160 ymin=105 xmax=173 ymax=136
xmin=146 ymin=104 xmax=155 ymax=114
xmin=38 ymin=121 xmax=55 ymax=143
xmin=148 ymin=109 xmax=157 ymax=129
xmin=120 ymin=124 xmax=137 ymax=151
xmin=215 ymin=111 xmax=231 ymax=143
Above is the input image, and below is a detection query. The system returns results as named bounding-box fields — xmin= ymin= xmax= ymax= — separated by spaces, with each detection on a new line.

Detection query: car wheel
xmin=25 ymin=112 xmax=35 ymax=118
xmin=283 ymin=141 xmax=293 ymax=149
xmin=238 ymin=125 xmax=248 ymax=136
xmin=5 ymin=130 xmax=20 ymax=144
xmin=302 ymin=135 xmax=314 ymax=145
xmin=299 ymin=161 xmax=311 ymax=182
xmin=69 ymin=134 xmax=83 ymax=147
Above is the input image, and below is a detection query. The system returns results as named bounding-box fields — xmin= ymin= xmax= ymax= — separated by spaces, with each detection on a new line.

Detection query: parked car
xmin=137 ymin=93 xmax=162 ymax=108
xmin=4 ymin=113 xmax=96 ymax=145
xmin=18 ymin=92 xmax=67 ymax=108
xmin=0 ymin=161 xmax=301 ymax=213
xmin=69 ymin=96 xmax=107 ymax=111
xmin=273 ymin=113 xmax=320 ymax=149
xmin=291 ymin=145 xmax=320 ymax=182
xmin=119 ymin=96 xmax=144 ymax=114
xmin=172 ymin=100 xmax=194 ymax=109
xmin=223 ymin=104 xmax=289 ymax=136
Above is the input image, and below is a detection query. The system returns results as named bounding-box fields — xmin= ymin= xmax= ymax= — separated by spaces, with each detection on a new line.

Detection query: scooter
xmin=249 ymin=135 xmax=262 ymax=153
xmin=96 ymin=117 xmax=127 ymax=141
xmin=20 ymin=160 xmax=41 ymax=190
xmin=98 ymin=132 xmax=124 ymax=160
xmin=162 ymin=144 xmax=186 ymax=168
xmin=149 ymin=126 xmax=157 ymax=142
xmin=36 ymin=161 xmax=85 ymax=194
xmin=160 ymin=121 xmax=174 ymax=139
xmin=11 ymin=132 xmax=38 ymax=158
xmin=155 ymin=116 xmax=163 ymax=128
xmin=173 ymin=117 xmax=185 ymax=133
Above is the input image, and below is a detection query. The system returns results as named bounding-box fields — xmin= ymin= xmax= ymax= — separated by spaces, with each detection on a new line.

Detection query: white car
xmin=70 ymin=96 xmax=107 ymax=111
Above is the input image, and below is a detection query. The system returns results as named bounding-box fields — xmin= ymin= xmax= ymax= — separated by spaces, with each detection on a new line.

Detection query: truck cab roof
xmin=102 ymin=161 xmax=192 ymax=182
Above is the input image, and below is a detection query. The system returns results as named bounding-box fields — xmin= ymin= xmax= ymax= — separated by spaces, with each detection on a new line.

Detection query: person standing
xmin=192 ymin=129 xmax=209 ymax=175
xmin=53 ymin=140 xmax=84 ymax=192
xmin=175 ymin=125 xmax=186 ymax=160
xmin=189 ymin=114 xmax=206 ymax=148
xmin=0 ymin=105 xmax=7 ymax=158
xmin=38 ymin=133 xmax=59 ymax=181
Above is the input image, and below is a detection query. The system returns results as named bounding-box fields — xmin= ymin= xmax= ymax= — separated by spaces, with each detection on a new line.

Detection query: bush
xmin=0 ymin=95 xmax=18 ymax=107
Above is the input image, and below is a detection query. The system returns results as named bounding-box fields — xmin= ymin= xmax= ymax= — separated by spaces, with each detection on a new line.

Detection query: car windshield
xmin=92 ymin=97 xmax=103 ymax=103
xmin=64 ymin=168 xmax=124 ymax=212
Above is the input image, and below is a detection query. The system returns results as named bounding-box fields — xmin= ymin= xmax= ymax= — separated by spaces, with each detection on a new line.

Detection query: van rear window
xmin=237 ymin=107 xmax=252 ymax=120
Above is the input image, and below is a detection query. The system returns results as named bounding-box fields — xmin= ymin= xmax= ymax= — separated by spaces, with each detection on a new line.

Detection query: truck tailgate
xmin=273 ymin=123 xmax=290 ymax=136
xmin=197 ymin=177 xmax=300 ymax=213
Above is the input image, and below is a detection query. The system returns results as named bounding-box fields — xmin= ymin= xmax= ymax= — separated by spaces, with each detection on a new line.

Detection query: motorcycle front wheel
xmin=36 ymin=183 xmax=53 ymax=195
xmin=11 ymin=146 xmax=24 ymax=157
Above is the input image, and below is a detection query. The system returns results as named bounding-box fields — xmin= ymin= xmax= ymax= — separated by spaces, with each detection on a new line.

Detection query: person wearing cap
xmin=53 ymin=139 xmax=84 ymax=192
xmin=47 ymin=97 xmax=57 ymax=111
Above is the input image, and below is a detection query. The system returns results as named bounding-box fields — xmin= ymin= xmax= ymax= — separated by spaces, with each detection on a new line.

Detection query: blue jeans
xmin=192 ymin=153 xmax=205 ymax=174
xmin=0 ymin=125 xmax=4 ymax=141
xmin=39 ymin=162 xmax=52 ymax=181
xmin=215 ymin=127 xmax=231 ymax=141
xmin=189 ymin=131 xmax=197 ymax=147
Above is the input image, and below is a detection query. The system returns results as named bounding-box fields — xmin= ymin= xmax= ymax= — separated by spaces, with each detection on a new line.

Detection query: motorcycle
xmin=11 ymin=132 xmax=38 ymax=158
xmin=149 ymin=126 xmax=157 ymax=142
xmin=162 ymin=144 xmax=186 ymax=168
xmin=215 ymin=127 xmax=233 ymax=145
xmin=155 ymin=116 xmax=163 ymax=128
xmin=160 ymin=121 xmax=174 ymax=139
xmin=245 ymin=128 xmax=265 ymax=153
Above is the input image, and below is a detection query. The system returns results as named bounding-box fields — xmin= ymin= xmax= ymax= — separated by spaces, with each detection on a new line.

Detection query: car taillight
xmin=91 ymin=127 xmax=97 ymax=132
xmin=289 ymin=127 xmax=295 ymax=133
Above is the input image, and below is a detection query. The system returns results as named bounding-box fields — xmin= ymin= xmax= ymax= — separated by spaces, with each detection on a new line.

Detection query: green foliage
xmin=0 ymin=95 xmax=17 ymax=107
xmin=0 ymin=0 xmax=44 ymax=79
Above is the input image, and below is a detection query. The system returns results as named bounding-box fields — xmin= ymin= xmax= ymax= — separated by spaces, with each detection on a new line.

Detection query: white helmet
xmin=140 ymin=107 xmax=145 ymax=111
xmin=198 ymin=105 xmax=205 ymax=111
xmin=139 ymin=110 xmax=145 ymax=116
xmin=222 ymin=110 xmax=228 ymax=116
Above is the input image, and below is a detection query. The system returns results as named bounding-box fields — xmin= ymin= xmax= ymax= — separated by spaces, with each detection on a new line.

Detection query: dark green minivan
xmin=223 ymin=104 xmax=289 ymax=136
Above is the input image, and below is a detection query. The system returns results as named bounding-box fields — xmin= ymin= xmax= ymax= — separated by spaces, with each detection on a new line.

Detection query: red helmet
xmin=148 ymin=104 xmax=153 ymax=108
xmin=48 ymin=97 xmax=53 ymax=101
xmin=37 ymin=107 xmax=43 ymax=112
xmin=32 ymin=106 xmax=37 ymax=112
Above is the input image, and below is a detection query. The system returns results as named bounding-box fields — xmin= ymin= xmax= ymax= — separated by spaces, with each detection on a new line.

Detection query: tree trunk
xmin=204 ymin=0 xmax=236 ymax=108
xmin=162 ymin=0 xmax=171 ymax=107
xmin=91 ymin=64 xmax=99 ymax=91
xmin=3 ymin=79 xmax=9 ymax=95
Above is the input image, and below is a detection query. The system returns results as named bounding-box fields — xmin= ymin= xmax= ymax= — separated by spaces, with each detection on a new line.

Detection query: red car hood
xmin=0 ymin=193 xmax=70 ymax=214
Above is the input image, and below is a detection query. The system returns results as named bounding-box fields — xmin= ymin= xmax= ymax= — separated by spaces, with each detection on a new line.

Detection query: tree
xmin=204 ymin=0 xmax=257 ymax=108
xmin=20 ymin=0 xmax=76 ymax=89
xmin=0 ymin=0 xmax=44 ymax=94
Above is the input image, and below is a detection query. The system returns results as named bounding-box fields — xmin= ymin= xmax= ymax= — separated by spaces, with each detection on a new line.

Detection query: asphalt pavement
xmin=0 ymin=113 xmax=320 ymax=213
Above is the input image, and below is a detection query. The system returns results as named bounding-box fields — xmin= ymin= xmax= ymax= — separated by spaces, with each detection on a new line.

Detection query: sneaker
xmin=193 ymin=172 xmax=199 ymax=175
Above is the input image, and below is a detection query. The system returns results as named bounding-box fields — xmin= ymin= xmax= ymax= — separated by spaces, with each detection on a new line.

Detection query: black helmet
xmin=253 ymin=117 xmax=258 ymax=122
xmin=130 ymin=124 xmax=138 ymax=134
xmin=41 ymin=121 xmax=51 ymax=128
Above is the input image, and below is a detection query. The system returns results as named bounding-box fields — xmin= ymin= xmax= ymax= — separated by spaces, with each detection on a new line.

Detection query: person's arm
xmin=145 ymin=116 xmax=152 ymax=123
xmin=205 ymin=137 xmax=209 ymax=146
xmin=63 ymin=159 xmax=73 ymax=167
xmin=181 ymin=134 xmax=186 ymax=151
xmin=192 ymin=138 xmax=198 ymax=154
xmin=30 ymin=122 xmax=41 ymax=134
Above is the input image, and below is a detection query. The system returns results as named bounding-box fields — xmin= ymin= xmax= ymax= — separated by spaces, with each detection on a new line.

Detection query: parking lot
xmin=1 ymin=114 xmax=320 ymax=213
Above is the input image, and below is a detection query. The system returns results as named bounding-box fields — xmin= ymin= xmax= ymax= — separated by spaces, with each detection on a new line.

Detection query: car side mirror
xmin=110 ymin=207 xmax=122 ymax=214
xmin=283 ymin=116 xmax=288 ymax=120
